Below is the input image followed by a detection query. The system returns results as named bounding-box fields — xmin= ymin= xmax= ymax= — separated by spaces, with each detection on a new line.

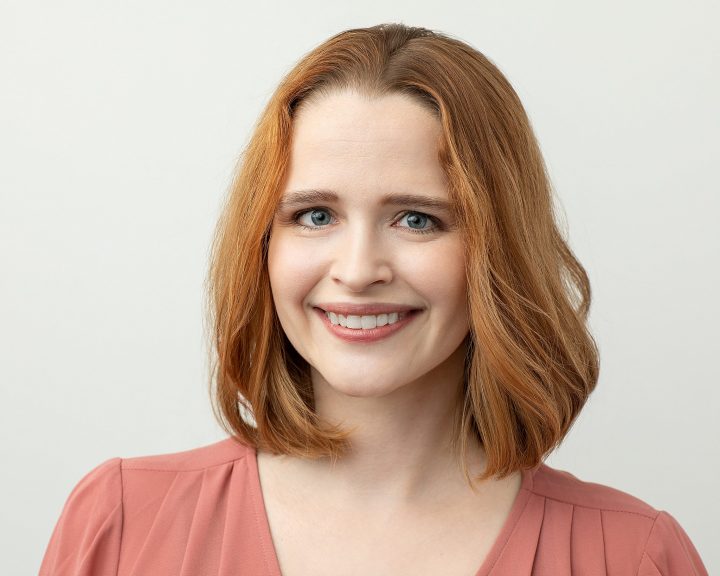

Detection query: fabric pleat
xmin=570 ymin=505 xmax=607 ymax=575
xmin=533 ymin=498 xmax=574 ymax=573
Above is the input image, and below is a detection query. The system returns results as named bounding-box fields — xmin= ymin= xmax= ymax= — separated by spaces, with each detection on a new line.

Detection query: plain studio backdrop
xmin=1 ymin=1 xmax=718 ymax=573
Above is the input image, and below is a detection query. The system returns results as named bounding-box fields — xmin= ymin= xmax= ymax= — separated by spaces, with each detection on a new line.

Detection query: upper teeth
xmin=325 ymin=311 xmax=404 ymax=329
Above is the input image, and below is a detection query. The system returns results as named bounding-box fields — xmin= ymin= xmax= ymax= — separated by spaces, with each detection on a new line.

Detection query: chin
xmin=313 ymin=369 xmax=410 ymax=398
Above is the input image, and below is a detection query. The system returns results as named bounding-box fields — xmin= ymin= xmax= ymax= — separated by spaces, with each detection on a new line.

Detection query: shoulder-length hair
xmin=204 ymin=23 xmax=599 ymax=483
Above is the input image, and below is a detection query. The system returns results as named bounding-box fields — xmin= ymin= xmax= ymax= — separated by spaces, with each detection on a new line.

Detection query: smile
xmin=324 ymin=310 xmax=407 ymax=329
xmin=313 ymin=307 xmax=421 ymax=343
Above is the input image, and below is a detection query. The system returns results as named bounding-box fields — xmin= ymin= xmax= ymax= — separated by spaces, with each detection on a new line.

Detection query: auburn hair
xmin=204 ymin=23 xmax=599 ymax=484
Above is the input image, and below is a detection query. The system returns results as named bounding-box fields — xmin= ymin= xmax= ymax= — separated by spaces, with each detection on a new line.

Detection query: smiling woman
xmin=266 ymin=90 xmax=471 ymax=406
xmin=39 ymin=23 xmax=707 ymax=576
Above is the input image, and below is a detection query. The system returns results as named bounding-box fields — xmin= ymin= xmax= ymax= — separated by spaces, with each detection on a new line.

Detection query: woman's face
xmin=267 ymin=89 xmax=470 ymax=398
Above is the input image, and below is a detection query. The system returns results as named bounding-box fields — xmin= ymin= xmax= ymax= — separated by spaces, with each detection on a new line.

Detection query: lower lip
xmin=313 ymin=308 xmax=422 ymax=343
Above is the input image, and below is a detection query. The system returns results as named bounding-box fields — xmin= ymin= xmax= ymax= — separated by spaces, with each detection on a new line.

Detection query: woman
xmin=39 ymin=23 xmax=707 ymax=575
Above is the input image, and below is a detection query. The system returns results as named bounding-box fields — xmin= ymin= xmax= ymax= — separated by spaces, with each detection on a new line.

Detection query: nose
xmin=329 ymin=221 xmax=392 ymax=292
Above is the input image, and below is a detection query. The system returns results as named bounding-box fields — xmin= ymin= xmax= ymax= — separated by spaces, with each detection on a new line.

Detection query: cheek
xmin=409 ymin=240 xmax=467 ymax=311
xmin=267 ymin=229 xmax=319 ymax=311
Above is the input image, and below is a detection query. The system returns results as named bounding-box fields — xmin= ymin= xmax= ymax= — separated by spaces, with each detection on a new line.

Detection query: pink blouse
xmin=39 ymin=437 xmax=708 ymax=575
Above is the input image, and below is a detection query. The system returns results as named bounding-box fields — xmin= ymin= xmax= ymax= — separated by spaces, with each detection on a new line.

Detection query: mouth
xmin=312 ymin=307 xmax=422 ymax=343
xmin=314 ymin=307 xmax=418 ymax=328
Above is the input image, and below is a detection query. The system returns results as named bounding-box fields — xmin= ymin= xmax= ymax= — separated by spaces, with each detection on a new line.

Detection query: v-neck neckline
xmin=246 ymin=444 xmax=538 ymax=576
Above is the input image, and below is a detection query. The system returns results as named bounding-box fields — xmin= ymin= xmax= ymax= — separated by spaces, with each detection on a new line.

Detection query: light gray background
xmin=1 ymin=1 xmax=718 ymax=574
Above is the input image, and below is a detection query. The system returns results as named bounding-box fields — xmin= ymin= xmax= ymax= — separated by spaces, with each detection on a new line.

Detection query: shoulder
xmin=40 ymin=437 xmax=256 ymax=575
xmin=120 ymin=436 xmax=253 ymax=472
xmin=116 ymin=436 xmax=256 ymax=517
xmin=531 ymin=462 xmax=659 ymax=518
xmin=40 ymin=457 xmax=124 ymax=574
xmin=527 ymin=463 xmax=708 ymax=575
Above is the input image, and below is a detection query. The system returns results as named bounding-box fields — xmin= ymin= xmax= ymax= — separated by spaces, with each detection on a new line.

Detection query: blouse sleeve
xmin=38 ymin=458 xmax=123 ymax=576
xmin=637 ymin=510 xmax=708 ymax=576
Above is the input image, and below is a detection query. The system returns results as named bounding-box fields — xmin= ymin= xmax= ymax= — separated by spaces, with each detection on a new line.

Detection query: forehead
xmin=283 ymin=90 xmax=448 ymax=200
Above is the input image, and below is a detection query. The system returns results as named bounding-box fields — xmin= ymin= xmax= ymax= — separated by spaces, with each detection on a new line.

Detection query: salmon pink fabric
xmin=39 ymin=437 xmax=708 ymax=575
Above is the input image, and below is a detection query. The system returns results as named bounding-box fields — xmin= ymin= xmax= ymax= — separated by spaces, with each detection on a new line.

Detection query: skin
xmin=262 ymin=90 xmax=521 ymax=567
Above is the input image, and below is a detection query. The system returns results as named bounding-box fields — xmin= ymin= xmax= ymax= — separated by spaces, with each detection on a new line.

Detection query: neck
xmin=274 ymin=344 xmax=490 ymax=512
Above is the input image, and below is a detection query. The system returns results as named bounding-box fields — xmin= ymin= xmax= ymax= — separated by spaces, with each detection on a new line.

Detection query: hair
xmin=204 ymin=22 xmax=600 ymax=485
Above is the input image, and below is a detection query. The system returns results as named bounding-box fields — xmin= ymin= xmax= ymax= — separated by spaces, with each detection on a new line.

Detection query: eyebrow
xmin=277 ymin=189 xmax=453 ymax=212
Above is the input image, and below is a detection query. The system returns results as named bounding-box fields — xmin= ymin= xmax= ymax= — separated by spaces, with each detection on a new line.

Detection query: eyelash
xmin=290 ymin=207 xmax=443 ymax=235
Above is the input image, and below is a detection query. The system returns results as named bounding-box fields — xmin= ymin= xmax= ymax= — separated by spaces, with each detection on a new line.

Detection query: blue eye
xmin=398 ymin=212 xmax=436 ymax=234
xmin=297 ymin=209 xmax=332 ymax=228
xmin=292 ymin=208 xmax=442 ymax=235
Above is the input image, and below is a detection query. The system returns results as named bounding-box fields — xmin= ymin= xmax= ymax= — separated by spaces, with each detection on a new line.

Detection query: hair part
xmin=204 ymin=22 xmax=599 ymax=487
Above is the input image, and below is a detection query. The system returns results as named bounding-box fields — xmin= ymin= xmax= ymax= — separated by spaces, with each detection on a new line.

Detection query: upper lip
xmin=314 ymin=302 xmax=422 ymax=315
